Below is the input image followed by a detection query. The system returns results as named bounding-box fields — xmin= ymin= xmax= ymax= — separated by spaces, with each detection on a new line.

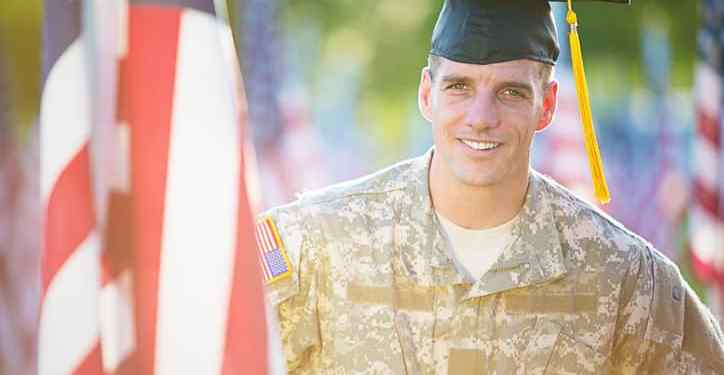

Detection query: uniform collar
xmin=393 ymin=148 xmax=467 ymax=285
xmin=463 ymin=171 xmax=568 ymax=299
xmin=397 ymin=149 xmax=568 ymax=293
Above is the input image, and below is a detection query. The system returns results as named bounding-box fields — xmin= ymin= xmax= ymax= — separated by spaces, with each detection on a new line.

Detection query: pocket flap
xmin=545 ymin=330 xmax=608 ymax=374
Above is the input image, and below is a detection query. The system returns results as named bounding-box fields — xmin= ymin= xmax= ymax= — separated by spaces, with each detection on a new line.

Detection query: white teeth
xmin=461 ymin=139 xmax=500 ymax=150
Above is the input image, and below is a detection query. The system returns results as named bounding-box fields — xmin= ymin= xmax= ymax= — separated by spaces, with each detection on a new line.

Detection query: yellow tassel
xmin=566 ymin=2 xmax=611 ymax=204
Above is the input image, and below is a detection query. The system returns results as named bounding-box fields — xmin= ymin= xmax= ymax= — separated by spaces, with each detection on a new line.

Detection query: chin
xmin=454 ymin=170 xmax=504 ymax=188
xmin=451 ymin=157 xmax=529 ymax=189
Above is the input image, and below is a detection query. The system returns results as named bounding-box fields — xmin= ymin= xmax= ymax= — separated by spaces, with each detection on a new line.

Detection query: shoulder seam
xmin=301 ymin=186 xmax=407 ymax=207
xmin=537 ymin=172 xmax=652 ymax=249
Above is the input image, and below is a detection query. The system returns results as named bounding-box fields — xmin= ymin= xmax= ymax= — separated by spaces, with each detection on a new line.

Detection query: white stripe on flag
xmin=695 ymin=62 xmax=721 ymax=116
xmin=111 ymin=123 xmax=132 ymax=193
xmin=117 ymin=0 xmax=129 ymax=58
xmin=693 ymin=131 xmax=721 ymax=192
xmin=38 ymin=232 xmax=101 ymax=375
xmin=691 ymin=206 xmax=724 ymax=264
xmin=99 ymin=269 xmax=136 ymax=373
xmin=264 ymin=222 xmax=276 ymax=250
xmin=256 ymin=233 xmax=271 ymax=279
xmin=155 ymin=9 xmax=240 ymax=375
xmin=257 ymin=222 xmax=268 ymax=249
xmin=40 ymin=38 xmax=92 ymax=204
xmin=260 ymin=222 xmax=272 ymax=251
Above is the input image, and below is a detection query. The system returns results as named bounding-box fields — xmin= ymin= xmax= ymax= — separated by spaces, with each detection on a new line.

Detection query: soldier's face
xmin=418 ymin=57 xmax=557 ymax=190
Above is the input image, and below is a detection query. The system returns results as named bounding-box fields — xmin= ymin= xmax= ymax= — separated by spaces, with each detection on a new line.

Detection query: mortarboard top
xmin=430 ymin=0 xmax=631 ymax=204
xmin=431 ymin=0 xmax=630 ymax=67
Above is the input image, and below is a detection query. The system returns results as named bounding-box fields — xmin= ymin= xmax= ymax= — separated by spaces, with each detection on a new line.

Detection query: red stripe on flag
xmin=256 ymin=234 xmax=271 ymax=280
xmin=72 ymin=341 xmax=104 ymax=375
xmin=696 ymin=108 xmax=721 ymax=148
xmin=43 ymin=143 xmax=95 ymax=296
xmin=264 ymin=222 xmax=276 ymax=250
xmin=692 ymin=178 xmax=720 ymax=218
xmin=259 ymin=222 xmax=272 ymax=250
xmin=265 ymin=222 xmax=276 ymax=249
xmin=112 ymin=352 xmax=138 ymax=375
xmin=691 ymin=247 xmax=724 ymax=286
xmin=222 ymin=143 xmax=268 ymax=375
xmin=102 ymin=192 xmax=134 ymax=286
xmin=117 ymin=6 xmax=181 ymax=374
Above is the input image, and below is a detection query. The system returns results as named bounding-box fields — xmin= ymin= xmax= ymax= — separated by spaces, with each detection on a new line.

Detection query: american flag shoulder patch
xmin=255 ymin=217 xmax=293 ymax=284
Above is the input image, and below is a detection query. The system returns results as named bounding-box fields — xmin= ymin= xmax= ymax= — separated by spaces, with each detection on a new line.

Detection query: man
xmin=258 ymin=0 xmax=724 ymax=373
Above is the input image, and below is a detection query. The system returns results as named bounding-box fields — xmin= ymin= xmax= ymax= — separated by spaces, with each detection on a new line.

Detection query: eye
xmin=499 ymin=87 xmax=530 ymax=100
xmin=501 ymin=88 xmax=524 ymax=97
xmin=445 ymin=82 xmax=468 ymax=91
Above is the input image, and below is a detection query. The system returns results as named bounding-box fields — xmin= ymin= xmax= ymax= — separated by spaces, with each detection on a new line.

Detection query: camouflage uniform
xmin=263 ymin=150 xmax=724 ymax=374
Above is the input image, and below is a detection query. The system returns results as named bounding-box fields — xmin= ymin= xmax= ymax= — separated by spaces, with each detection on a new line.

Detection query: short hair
xmin=427 ymin=54 xmax=554 ymax=91
xmin=538 ymin=63 xmax=554 ymax=89
xmin=427 ymin=54 xmax=442 ymax=82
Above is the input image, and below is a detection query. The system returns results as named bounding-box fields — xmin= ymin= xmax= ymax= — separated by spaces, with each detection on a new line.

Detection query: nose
xmin=465 ymin=90 xmax=499 ymax=130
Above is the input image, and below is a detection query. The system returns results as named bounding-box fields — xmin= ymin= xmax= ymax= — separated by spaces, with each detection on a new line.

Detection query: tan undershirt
xmin=436 ymin=212 xmax=519 ymax=282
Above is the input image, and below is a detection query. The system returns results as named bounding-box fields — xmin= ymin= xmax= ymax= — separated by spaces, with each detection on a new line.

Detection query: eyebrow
xmin=439 ymin=74 xmax=474 ymax=85
xmin=496 ymin=81 xmax=534 ymax=94
xmin=438 ymin=75 xmax=535 ymax=93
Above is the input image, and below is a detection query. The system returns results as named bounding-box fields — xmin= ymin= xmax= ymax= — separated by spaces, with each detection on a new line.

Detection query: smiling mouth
xmin=460 ymin=139 xmax=501 ymax=151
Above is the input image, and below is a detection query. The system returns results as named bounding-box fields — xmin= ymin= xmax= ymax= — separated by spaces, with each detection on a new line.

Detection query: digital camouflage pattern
xmin=262 ymin=150 xmax=724 ymax=374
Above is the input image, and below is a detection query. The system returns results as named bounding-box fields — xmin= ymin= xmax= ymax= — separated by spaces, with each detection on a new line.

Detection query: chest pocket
xmin=539 ymin=322 xmax=608 ymax=375
xmin=447 ymin=319 xmax=608 ymax=374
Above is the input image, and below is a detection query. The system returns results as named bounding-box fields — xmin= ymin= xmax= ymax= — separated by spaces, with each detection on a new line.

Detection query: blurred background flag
xmin=38 ymin=0 xmax=103 ymax=374
xmin=690 ymin=0 xmax=724 ymax=321
xmin=39 ymin=0 xmax=276 ymax=374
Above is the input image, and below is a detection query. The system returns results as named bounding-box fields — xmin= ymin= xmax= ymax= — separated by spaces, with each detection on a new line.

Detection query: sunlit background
xmin=0 ymin=0 xmax=711 ymax=373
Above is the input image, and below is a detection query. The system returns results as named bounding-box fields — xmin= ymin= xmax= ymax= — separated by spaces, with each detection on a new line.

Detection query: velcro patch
xmin=256 ymin=217 xmax=292 ymax=284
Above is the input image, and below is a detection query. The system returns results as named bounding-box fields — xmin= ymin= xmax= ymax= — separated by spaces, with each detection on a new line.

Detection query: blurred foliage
xmin=283 ymin=0 xmax=438 ymax=163
xmin=576 ymin=0 xmax=698 ymax=95
xmin=0 ymin=0 xmax=42 ymax=138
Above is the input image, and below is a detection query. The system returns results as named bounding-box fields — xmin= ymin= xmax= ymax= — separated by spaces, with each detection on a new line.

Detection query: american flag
xmin=690 ymin=0 xmax=724 ymax=321
xmin=255 ymin=218 xmax=292 ymax=283
xmin=39 ymin=1 xmax=276 ymax=374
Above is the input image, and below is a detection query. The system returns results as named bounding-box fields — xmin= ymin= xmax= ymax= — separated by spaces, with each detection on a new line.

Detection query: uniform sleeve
xmin=610 ymin=247 xmax=724 ymax=374
xmin=260 ymin=207 xmax=322 ymax=372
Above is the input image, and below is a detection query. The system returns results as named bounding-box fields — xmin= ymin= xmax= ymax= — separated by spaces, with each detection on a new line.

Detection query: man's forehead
xmin=436 ymin=57 xmax=541 ymax=81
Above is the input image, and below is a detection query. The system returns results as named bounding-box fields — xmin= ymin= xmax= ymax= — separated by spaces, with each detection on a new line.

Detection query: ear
xmin=418 ymin=67 xmax=434 ymax=123
xmin=536 ymin=80 xmax=558 ymax=131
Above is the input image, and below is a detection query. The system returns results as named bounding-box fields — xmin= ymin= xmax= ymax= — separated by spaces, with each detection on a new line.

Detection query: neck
xmin=429 ymin=156 xmax=528 ymax=230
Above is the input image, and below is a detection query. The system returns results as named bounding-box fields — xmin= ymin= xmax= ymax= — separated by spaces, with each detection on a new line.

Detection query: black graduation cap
xmin=431 ymin=0 xmax=630 ymax=66
xmin=430 ymin=0 xmax=631 ymax=204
